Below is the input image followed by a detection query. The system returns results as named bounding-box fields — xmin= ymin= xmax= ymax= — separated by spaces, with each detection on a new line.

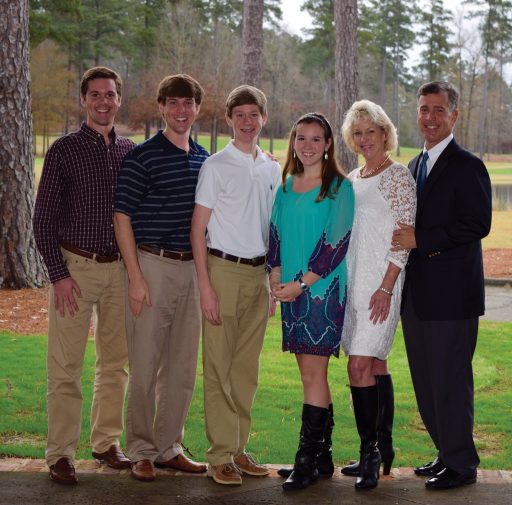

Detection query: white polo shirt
xmin=195 ymin=140 xmax=281 ymax=258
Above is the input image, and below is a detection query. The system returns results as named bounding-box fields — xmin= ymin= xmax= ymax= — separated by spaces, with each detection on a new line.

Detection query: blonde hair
xmin=342 ymin=99 xmax=398 ymax=154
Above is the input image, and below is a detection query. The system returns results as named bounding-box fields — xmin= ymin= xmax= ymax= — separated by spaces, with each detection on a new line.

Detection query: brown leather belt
xmin=139 ymin=244 xmax=194 ymax=261
xmin=61 ymin=242 xmax=121 ymax=263
xmin=208 ymin=248 xmax=266 ymax=267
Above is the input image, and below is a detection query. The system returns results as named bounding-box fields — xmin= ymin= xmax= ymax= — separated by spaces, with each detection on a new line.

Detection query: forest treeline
xmin=30 ymin=0 xmax=512 ymax=156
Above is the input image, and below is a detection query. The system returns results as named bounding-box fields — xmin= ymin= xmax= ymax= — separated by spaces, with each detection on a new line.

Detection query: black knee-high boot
xmin=278 ymin=403 xmax=334 ymax=479
xmin=282 ymin=404 xmax=329 ymax=490
xmin=316 ymin=402 xmax=334 ymax=477
xmin=376 ymin=375 xmax=395 ymax=475
xmin=341 ymin=375 xmax=395 ymax=477
xmin=351 ymin=385 xmax=380 ymax=490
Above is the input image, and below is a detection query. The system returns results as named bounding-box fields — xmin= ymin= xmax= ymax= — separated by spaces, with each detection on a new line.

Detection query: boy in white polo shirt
xmin=190 ymin=85 xmax=281 ymax=486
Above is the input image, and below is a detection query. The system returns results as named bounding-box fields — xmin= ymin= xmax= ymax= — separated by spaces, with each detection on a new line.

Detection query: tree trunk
xmin=0 ymin=0 xmax=45 ymax=288
xmin=478 ymin=53 xmax=489 ymax=159
xmin=392 ymin=45 xmax=400 ymax=156
xmin=241 ymin=0 xmax=264 ymax=87
xmin=210 ymin=115 xmax=218 ymax=155
xmin=334 ymin=0 xmax=358 ymax=173
xmin=378 ymin=49 xmax=387 ymax=108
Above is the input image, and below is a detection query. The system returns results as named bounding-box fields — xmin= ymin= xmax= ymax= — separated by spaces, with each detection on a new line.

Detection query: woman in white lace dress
xmin=339 ymin=100 xmax=416 ymax=490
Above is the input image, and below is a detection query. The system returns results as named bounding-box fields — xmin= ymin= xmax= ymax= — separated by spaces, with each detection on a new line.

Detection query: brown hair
xmin=282 ymin=113 xmax=346 ymax=202
xmin=225 ymin=85 xmax=267 ymax=117
xmin=417 ymin=81 xmax=459 ymax=111
xmin=80 ymin=67 xmax=122 ymax=97
xmin=156 ymin=74 xmax=204 ymax=105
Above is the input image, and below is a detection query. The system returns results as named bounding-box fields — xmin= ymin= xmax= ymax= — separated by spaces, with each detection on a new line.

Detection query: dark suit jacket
xmin=404 ymin=138 xmax=492 ymax=320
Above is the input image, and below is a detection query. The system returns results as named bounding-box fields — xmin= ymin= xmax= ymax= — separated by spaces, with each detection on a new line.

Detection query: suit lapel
xmin=417 ymin=139 xmax=458 ymax=213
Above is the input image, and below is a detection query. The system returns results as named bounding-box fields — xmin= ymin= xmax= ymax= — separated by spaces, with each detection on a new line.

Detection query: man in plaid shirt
xmin=33 ymin=67 xmax=134 ymax=485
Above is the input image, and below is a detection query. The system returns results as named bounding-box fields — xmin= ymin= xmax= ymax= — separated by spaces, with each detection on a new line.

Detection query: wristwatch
xmin=299 ymin=277 xmax=309 ymax=291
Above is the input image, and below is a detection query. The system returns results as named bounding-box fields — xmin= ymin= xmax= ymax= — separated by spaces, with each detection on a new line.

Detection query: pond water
xmin=493 ymin=185 xmax=512 ymax=210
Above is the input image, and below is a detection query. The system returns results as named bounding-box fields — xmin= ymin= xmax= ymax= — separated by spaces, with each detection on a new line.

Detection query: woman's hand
xmin=368 ymin=288 xmax=392 ymax=324
xmin=273 ymin=281 xmax=303 ymax=302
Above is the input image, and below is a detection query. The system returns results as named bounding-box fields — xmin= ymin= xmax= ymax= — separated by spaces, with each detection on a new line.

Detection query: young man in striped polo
xmin=191 ymin=85 xmax=281 ymax=485
xmin=114 ymin=74 xmax=208 ymax=482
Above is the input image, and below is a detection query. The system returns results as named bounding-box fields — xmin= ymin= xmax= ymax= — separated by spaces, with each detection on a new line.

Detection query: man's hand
xmin=200 ymin=284 xmax=222 ymax=325
xmin=128 ymin=276 xmax=152 ymax=317
xmin=53 ymin=277 xmax=82 ymax=317
xmin=269 ymin=294 xmax=277 ymax=317
xmin=392 ymin=222 xmax=417 ymax=251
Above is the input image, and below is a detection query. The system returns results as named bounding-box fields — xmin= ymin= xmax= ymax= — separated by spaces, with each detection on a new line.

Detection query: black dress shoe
xmin=414 ymin=457 xmax=445 ymax=476
xmin=425 ymin=467 xmax=477 ymax=490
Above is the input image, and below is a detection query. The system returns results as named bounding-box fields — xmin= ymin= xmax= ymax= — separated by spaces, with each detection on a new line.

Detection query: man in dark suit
xmin=392 ymin=81 xmax=492 ymax=490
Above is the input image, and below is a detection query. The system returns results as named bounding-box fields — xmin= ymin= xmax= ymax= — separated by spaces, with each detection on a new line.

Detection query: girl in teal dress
xmin=268 ymin=113 xmax=354 ymax=490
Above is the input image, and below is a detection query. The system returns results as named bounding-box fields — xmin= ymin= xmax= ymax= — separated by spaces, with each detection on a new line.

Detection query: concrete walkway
xmin=483 ymin=283 xmax=512 ymax=322
xmin=1 ymin=460 xmax=511 ymax=505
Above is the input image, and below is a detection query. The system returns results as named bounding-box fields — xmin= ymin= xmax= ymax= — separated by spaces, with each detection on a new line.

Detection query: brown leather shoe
xmin=92 ymin=444 xmax=131 ymax=469
xmin=207 ymin=463 xmax=243 ymax=485
xmin=234 ymin=452 xmax=270 ymax=476
xmin=155 ymin=453 xmax=207 ymax=473
xmin=49 ymin=457 xmax=78 ymax=485
xmin=131 ymin=459 xmax=156 ymax=482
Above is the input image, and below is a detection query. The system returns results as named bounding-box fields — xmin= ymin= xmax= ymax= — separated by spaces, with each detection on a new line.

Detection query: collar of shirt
xmin=156 ymin=130 xmax=204 ymax=155
xmin=226 ymin=139 xmax=266 ymax=163
xmin=422 ymin=133 xmax=453 ymax=175
xmin=80 ymin=121 xmax=118 ymax=146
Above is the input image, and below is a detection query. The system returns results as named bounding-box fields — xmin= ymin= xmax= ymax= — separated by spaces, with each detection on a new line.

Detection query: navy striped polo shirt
xmin=114 ymin=130 xmax=209 ymax=251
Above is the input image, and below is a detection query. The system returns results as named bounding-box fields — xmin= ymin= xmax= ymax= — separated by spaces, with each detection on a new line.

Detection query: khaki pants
xmin=203 ymin=255 xmax=269 ymax=466
xmin=46 ymin=249 xmax=128 ymax=466
xmin=125 ymin=249 xmax=201 ymax=463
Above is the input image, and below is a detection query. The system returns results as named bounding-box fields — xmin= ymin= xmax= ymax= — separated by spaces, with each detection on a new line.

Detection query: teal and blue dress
xmin=268 ymin=176 xmax=354 ymax=357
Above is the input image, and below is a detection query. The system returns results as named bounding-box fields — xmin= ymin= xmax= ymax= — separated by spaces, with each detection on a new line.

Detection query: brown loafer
xmin=49 ymin=457 xmax=78 ymax=485
xmin=92 ymin=444 xmax=131 ymax=469
xmin=131 ymin=459 xmax=156 ymax=482
xmin=155 ymin=453 xmax=207 ymax=473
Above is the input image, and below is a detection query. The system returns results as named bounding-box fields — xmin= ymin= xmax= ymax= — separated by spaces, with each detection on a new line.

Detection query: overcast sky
xmin=280 ymin=0 xmax=467 ymax=37
xmin=278 ymin=1 xmax=512 ymax=82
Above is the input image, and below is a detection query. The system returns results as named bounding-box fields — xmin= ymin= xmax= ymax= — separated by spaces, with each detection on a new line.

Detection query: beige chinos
xmin=125 ymin=249 xmax=201 ymax=463
xmin=203 ymin=255 xmax=269 ymax=466
xmin=46 ymin=249 xmax=128 ymax=467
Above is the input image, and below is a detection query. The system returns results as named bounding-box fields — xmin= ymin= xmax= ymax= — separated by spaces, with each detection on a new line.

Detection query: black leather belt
xmin=208 ymin=248 xmax=266 ymax=267
xmin=139 ymin=244 xmax=193 ymax=261
xmin=61 ymin=242 xmax=121 ymax=263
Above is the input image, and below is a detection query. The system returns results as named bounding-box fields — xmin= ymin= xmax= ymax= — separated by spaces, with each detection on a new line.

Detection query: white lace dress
xmin=341 ymin=163 xmax=416 ymax=359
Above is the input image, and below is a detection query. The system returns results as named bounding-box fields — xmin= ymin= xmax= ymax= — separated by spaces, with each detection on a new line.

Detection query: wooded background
xmin=1 ymin=0 xmax=511 ymax=288
xmin=28 ymin=0 xmax=512 ymax=157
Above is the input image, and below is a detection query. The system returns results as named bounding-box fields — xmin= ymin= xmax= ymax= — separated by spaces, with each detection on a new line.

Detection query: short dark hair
xmin=417 ymin=81 xmax=459 ymax=111
xmin=156 ymin=74 xmax=204 ymax=105
xmin=225 ymin=85 xmax=267 ymax=117
xmin=80 ymin=67 xmax=122 ymax=97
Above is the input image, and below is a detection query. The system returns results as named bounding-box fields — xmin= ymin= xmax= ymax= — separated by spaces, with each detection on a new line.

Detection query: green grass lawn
xmin=33 ymin=134 xmax=512 ymax=187
xmin=1 ymin=317 xmax=511 ymax=469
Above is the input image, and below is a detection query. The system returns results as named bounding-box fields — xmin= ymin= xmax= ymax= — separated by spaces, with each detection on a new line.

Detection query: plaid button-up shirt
xmin=33 ymin=122 xmax=135 ymax=283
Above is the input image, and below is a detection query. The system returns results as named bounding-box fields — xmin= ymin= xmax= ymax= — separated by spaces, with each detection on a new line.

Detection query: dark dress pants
xmin=401 ymin=288 xmax=480 ymax=474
